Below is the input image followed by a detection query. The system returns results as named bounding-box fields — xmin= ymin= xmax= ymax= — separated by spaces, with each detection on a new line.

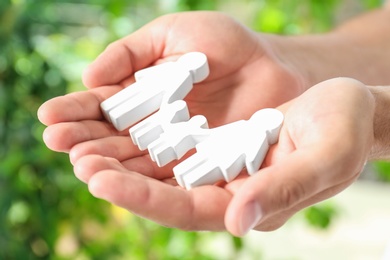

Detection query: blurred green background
xmin=0 ymin=0 xmax=387 ymax=259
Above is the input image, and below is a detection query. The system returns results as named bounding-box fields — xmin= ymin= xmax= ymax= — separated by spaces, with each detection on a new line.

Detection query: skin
xmin=38 ymin=10 xmax=390 ymax=236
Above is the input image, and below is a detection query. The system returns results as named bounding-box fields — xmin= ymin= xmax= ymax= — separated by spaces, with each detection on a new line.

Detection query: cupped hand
xmin=226 ymin=77 xmax=374 ymax=235
xmin=46 ymin=77 xmax=375 ymax=236
xmin=38 ymin=11 xmax=304 ymax=157
xmin=81 ymin=11 xmax=304 ymax=125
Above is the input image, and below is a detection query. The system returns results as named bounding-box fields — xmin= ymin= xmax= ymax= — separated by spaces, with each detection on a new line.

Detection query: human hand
xmin=45 ymin=77 xmax=373 ymax=236
xmin=82 ymin=11 xmax=303 ymax=126
xmin=38 ymin=11 xmax=304 ymax=176
xmin=225 ymin=77 xmax=374 ymax=235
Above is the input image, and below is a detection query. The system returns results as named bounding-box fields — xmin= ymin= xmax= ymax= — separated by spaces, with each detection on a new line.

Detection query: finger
xmin=88 ymin=170 xmax=232 ymax=231
xmin=38 ymin=86 xmax=122 ymax=125
xmin=225 ymin=149 xmax=330 ymax=236
xmin=82 ymin=18 xmax=166 ymax=88
xmin=73 ymin=153 xmax=174 ymax=184
xmin=121 ymin=149 xmax=196 ymax=180
xmin=73 ymin=154 xmax=125 ymax=183
xmin=74 ymin=150 xmax=177 ymax=182
xmin=42 ymin=120 xmax=126 ymax=153
xmin=253 ymin=173 xmax=358 ymax=231
xmin=69 ymin=136 xmax=144 ymax=164
xmin=121 ymin=156 xmax=176 ymax=180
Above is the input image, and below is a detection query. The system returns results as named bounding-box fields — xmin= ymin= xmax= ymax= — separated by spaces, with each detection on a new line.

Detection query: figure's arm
xmin=264 ymin=5 xmax=390 ymax=88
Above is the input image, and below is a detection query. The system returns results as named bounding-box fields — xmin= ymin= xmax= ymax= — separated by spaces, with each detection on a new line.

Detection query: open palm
xmin=37 ymin=13 xmax=375 ymax=236
xmin=83 ymin=11 xmax=304 ymax=126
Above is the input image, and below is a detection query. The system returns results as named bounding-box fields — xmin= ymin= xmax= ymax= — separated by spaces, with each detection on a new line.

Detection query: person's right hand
xmin=39 ymin=11 xmax=305 ymax=170
xmin=84 ymin=11 xmax=306 ymax=126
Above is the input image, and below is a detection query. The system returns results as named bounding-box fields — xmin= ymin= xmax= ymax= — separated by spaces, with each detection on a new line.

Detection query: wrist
xmin=367 ymin=86 xmax=390 ymax=160
xmin=261 ymin=32 xmax=351 ymax=90
xmin=261 ymin=7 xmax=390 ymax=90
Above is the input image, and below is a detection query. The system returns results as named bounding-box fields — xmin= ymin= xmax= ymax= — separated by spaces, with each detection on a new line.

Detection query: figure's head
xmin=177 ymin=52 xmax=209 ymax=83
xmin=250 ymin=108 xmax=284 ymax=145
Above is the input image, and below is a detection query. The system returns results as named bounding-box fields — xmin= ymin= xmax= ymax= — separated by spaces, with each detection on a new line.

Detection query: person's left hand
xmin=69 ymin=77 xmax=374 ymax=236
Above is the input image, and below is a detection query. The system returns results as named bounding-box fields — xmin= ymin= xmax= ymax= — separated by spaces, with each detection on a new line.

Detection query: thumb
xmin=82 ymin=17 xmax=167 ymax=88
xmin=225 ymin=150 xmax=324 ymax=236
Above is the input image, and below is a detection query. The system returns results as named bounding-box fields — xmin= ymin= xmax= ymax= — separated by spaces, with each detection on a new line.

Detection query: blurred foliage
xmin=0 ymin=0 xmax=385 ymax=259
xmin=373 ymin=161 xmax=390 ymax=182
xmin=252 ymin=0 xmax=340 ymax=33
xmin=303 ymin=203 xmax=338 ymax=230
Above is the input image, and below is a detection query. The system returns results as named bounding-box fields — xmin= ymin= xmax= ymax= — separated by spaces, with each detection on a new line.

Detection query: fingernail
xmin=240 ymin=201 xmax=262 ymax=236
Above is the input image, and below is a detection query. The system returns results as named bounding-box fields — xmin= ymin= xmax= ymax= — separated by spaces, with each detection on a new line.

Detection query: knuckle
xmin=278 ymin=179 xmax=306 ymax=210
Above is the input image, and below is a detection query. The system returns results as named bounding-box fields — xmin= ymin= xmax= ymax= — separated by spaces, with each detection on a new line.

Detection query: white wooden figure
xmin=171 ymin=108 xmax=283 ymax=189
xmin=100 ymin=52 xmax=209 ymax=131
xmin=129 ymin=100 xmax=191 ymax=151
xmin=147 ymin=114 xmax=209 ymax=167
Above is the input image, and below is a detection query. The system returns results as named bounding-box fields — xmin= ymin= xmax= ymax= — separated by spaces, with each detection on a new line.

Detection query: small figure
xmin=147 ymin=113 xmax=209 ymax=167
xmin=130 ymin=100 xmax=191 ymax=151
xmin=100 ymin=52 xmax=209 ymax=131
xmin=172 ymin=108 xmax=284 ymax=190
